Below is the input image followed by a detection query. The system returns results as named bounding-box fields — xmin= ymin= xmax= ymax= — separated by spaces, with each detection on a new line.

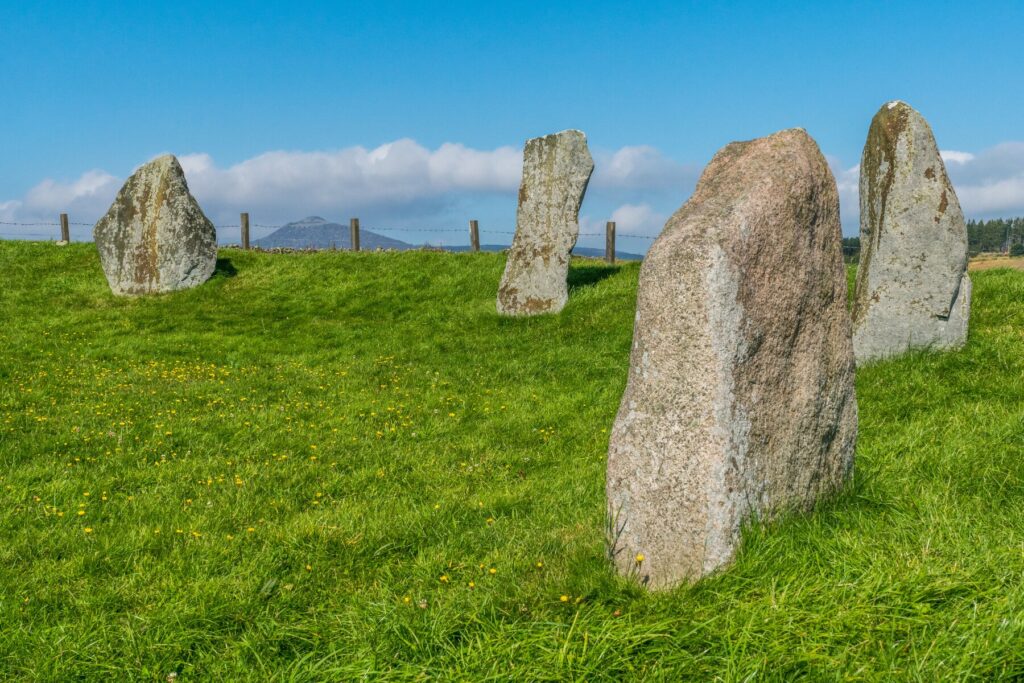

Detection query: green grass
xmin=1 ymin=242 xmax=1023 ymax=681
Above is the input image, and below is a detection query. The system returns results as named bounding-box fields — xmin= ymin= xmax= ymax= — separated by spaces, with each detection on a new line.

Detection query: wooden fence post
xmin=605 ymin=221 xmax=616 ymax=264
xmin=60 ymin=213 xmax=70 ymax=242
xmin=350 ymin=218 xmax=360 ymax=252
xmin=469 ymin=219 xmax=480 ymax=253
xmin=240 ymin=212 xmax=250 ymax=250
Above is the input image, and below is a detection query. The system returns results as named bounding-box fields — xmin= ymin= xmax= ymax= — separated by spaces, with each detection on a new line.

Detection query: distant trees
xmin=840 ymin=219 xmax=1024 ymax=262
xmin=966 ymin=217 xmax=1024 ymax=256
xmin=842 ymin=237 xmax=860 ymax=264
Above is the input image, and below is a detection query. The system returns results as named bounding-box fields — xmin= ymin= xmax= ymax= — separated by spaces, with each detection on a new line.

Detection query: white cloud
xmin=940 ymin=150 xmax=975 ymax=165
xmin=176 ymin=140 xmax=522 ymax=222
xmin=0 ymin=199 xmax=21 ymax=222
xmin=1 ymin=170 xmax=120 ymax=227
xmin=942 ymin=143 xmax=1024 ymax=219
xmin=829 ymin=158 xmax=860 ymax=231
xmin=830 ymin=142 xmax=1024 ymax=233
xmin=13 ymin=135 xmax=1024 ymax=245
xmin=23 ymin=169 xmax=120 ymax=210
xmin=591 ymin=145 xmax=699 ymax=192
xmin=1 ymin=140 xmax=699 ymax=236
xmin=609 ymin=203 xmax=667 ymax=235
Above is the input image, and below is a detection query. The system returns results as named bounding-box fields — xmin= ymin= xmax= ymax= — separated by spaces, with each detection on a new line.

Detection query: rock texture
xmin=606 ymin=129 xmax=857 ymax=590
xmin=93 ymin=155 xmax=217 ymax=296
xmin=852 ymin=101 xmax=971 ymax=362
xmin=497 ymin=130 xmax=593 ymax=315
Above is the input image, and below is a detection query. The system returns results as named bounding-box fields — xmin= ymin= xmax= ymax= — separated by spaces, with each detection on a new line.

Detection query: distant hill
xmin=254 ymin=217 xmax=644 ymax=259
xmin=254 ymin=216 xmax=415 ymax=250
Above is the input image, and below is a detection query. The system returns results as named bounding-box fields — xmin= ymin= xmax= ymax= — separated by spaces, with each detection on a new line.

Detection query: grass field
xmin=1 ymin=241 xmax=1023 ymax=681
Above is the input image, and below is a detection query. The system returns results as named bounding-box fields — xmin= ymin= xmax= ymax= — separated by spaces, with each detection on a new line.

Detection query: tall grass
xmin=1 ymin=241 xmax=1022 ymax=680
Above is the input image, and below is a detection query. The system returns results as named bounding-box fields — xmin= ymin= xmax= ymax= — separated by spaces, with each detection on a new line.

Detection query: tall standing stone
xmin=93 ymin=154 xmax=217 ymax=296
xmin=496 ymin=130 xmax=594 ymax=316
xmin=851 ymin=101 xmax=971 ymax=362
xmin=606 ymin=129 xmax=857 ymax=590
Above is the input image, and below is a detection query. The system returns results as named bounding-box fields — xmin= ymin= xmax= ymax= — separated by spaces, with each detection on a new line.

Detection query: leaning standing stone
xmin=852 ymin=101 xmax=971 ymax=362
xmin=93 ymin=154 xmax=217 ymax=296
xmin=606 ymin=129 xmax=857 ymax=590
xmin=496 ymin=130 xmax=593 ymax=315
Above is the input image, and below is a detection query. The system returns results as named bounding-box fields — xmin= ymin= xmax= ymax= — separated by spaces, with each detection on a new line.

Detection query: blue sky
xmin=3 ymin=1 xmax=1024 ymax=247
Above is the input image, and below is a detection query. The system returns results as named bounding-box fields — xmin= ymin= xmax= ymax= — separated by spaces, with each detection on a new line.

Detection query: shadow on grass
xmin=214 ymin=258 xmax=239 ymax=278
xmin=568 ymin=263 xmax=620 ymax=292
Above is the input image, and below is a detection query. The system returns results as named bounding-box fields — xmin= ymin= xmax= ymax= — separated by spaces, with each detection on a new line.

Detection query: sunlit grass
xmin=1 ymin=241 xmax=1022 ymax=680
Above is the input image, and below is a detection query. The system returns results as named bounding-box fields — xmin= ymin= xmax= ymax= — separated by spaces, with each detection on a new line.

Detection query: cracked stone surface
xmin=606 ymin=128 xmax=857 ymax=590
xmin=851 ymin=101 xmax=971 ymax=363
xmin=93 ymin=155 xmax=217 ymax=296
xmin=497 ymin=130 xmax=593 ymax=316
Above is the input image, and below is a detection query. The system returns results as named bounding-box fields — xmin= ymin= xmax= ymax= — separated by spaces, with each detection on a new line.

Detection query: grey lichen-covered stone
xmin=852 ymin=101 xmax=971 ymax=363
xmin=606 ymin=129 xmax=857 ymax=590
xmin=496 ymin=130 xmax=594 ymax=315
xmin=93 ymin=155 xmax=217 ymax=296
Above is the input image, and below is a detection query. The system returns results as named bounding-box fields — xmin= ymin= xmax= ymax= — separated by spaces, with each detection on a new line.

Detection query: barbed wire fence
xmin=1 ymin=217 xmax=862 ymax=261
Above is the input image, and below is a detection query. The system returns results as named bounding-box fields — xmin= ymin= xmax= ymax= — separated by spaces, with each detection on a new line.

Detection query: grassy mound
xmin=1 ymin=242 xmax=1022 ymax=680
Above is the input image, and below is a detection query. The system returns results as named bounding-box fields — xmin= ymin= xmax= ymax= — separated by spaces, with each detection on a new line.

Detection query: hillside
xmin=1 ymin=242 xmax=1023 ymax=679
xmin=254 ymin=216 xmax=415 ymax=250
xmin=255 ymin=217 xmax=645 ymax=260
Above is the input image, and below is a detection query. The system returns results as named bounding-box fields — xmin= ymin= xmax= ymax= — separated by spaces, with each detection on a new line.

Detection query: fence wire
xmin=1 ymin=219 xmax=860 ymax=250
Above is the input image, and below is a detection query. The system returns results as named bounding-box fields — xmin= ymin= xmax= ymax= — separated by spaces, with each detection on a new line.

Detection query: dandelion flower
xmin=488 ymin=567 xmax=497 ymax=575
xmin=84 ymin=527 xmax=93 ymax=534
xmin=635 ymin=553 xmax=645 ymax=563
xmin=560 ymin=595 xmax=569 ymax=602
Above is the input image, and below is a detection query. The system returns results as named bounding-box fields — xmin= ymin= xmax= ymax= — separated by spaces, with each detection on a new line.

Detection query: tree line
xmin=965 ymin=217 xmax=1024 ymax=256
xmin=841 ymin=218 xmax=1024 ymax=262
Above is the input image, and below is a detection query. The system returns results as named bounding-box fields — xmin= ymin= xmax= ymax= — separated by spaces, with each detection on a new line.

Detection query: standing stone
xmin=496 ymin=130 xmax=594 ymax=315
xmin=851 ymin=101 xmax=971 ymax=362
xmin=93 ymin=155 xmax=217 ymax=296
xmin=606 ymin=129 xmax=857 ymax=590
